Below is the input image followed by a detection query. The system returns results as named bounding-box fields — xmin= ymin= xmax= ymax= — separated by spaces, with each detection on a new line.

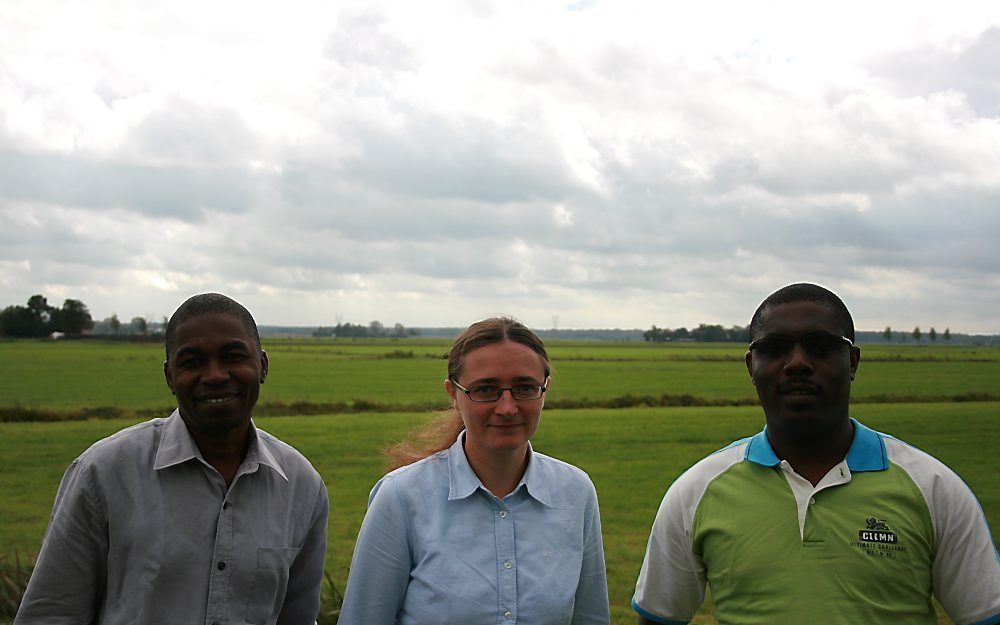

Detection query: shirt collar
xmin=153 ymin=409 xmax=289 ymax=481
xmin=447 ymin=431 xmax=553 ymax=507
xmin=744 ymin=418 xmax=888 ymax=473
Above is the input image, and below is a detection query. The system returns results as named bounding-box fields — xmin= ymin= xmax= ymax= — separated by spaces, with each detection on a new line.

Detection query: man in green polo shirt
xmin=633 ymin=283 xmax=1000 ymax=625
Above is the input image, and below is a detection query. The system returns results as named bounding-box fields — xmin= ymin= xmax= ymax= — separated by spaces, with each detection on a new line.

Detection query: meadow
xmin=1 ymin=338 xmax=998 ymax=624
xmin=1 ymin=338 xmax=997 ymax=416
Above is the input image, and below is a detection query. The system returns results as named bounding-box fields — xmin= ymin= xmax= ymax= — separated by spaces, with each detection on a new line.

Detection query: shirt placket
xmin=205 ymin=476 xmax=239 ymax=625
xmin=494 ymin=498 xmax=517 ymax=623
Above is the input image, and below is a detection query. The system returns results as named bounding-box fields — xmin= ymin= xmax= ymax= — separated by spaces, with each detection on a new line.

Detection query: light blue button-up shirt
xmin=338 ymin=432 xmax=609 ymax=625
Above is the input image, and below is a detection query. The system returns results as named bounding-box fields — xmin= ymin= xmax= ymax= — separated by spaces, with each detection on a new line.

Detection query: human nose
xmin=493 ymin=389 xmax=519 ymax=415
xmin=783 ymin=342 xmax=814 ymax=374
xmin=201 ymin=358 xmax=230 ymax=384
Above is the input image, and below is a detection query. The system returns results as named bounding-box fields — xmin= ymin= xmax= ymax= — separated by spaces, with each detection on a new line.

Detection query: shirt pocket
xmin=244 ymin=546 xmax=301 ymax=624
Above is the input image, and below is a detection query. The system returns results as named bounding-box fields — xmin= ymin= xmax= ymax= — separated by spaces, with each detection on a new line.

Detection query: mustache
xmin=777 ymin=381 xmax=821 ymax=394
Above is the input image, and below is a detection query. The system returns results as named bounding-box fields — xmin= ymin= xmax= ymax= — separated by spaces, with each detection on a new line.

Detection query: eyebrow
xmin=174 ymin=340 xmax=252 ymax=357
xmin=468 ymin=375 xmax=543 ymax=385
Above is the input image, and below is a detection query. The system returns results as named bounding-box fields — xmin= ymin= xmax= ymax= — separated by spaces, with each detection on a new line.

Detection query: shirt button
xmin=500 ymin=510 xmax=508 ymax=518
xmin=503 ymin=610 xmax=512 ymax=619
xmin=809 ymin=497 xmax=816 ymax=505
xmin=217 ymin=561 xmax=226 ymax=570
xmin=223 ymin=502 xmax=230 ymax=510
xmin=503 ymin=561 xmax=512 ymax=569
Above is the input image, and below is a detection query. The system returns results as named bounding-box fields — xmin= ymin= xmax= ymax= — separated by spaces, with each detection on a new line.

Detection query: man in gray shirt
xmin=15 ymin=293 xmax=329 ymax=625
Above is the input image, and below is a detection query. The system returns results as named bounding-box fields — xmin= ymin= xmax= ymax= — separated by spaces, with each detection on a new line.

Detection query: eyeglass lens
xmin=754 ymin=333 xmax=846 ymax=358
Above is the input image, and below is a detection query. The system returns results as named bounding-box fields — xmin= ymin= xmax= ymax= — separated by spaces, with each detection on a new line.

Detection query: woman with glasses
xmin=338 ymin=317 xmax=609 ymax=625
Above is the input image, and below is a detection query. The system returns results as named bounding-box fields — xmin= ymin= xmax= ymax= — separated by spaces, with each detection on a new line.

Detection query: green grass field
xmin=2 ymin=339 xmax=998 ymax=415
xmin=2 ymin=404 xmax=997 ymax=624
xmin=1 ymin=338 xmax=998 ymax=624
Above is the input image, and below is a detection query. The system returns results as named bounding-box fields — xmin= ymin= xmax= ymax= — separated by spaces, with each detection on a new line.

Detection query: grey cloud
xmin=0 ymin=150 xmax=254 ymax=219
xmin=125 ymin=98 xmax=258 ymax=166
xmin=343 ymin=108 xmax=581 ymax=203
xmin=868 ymin=27 xmax=1000 ymax=117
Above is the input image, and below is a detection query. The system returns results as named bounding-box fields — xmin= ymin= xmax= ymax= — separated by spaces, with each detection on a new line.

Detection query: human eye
xmin=804 ymin=333 xmax=843 ymax=356
xmin=753 ymin=337 xmax=791 ymax=358
xmin=175 ymin=353 xmax=202 ymax=368
xmin=511 ymin=384 xmax=542 ymax=400
xmin=469 ymin=385 xmax=500 ymax=400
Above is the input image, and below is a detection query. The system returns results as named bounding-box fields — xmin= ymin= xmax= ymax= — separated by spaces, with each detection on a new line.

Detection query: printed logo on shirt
xmin=849 ymin=516 xmax=908 ymax=558
xmin=859 ymin=517 xmax=897 ymax=543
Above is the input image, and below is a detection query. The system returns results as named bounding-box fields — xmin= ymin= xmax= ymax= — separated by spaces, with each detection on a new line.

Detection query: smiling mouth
xmin=199 ymin=395 xmax=238 ymax=405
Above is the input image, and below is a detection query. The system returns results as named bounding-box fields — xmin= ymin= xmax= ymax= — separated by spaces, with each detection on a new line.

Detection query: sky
xmin=2 ymin=1 xmax=999 ymax=332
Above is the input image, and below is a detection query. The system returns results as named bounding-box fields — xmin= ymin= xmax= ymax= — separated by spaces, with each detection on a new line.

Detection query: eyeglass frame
xmin=450 ymin=378 xmax=550 ymax=402
xmin=748 ymin=331 xmax=854 ymax=358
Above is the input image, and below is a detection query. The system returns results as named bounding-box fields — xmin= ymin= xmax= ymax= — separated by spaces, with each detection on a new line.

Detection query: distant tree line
xmin=313 ymin=321 xmax=421 ymax=339
xmin=0 ymin=295 xmax=94 ymax=337
xmin=0 ymin=294 xmax=164 ymax=338
xmin=881 ymin=326 xmax=950 ymax=342
xmin=644 ymin=323 xmax=750 ymax=343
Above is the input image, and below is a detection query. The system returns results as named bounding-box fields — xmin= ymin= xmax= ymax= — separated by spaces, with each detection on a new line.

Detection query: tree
xmin=110 ymin=314 xmax=121 ymax=337
xmin=0 ymin=304 xmax=38 ymax=337
xmin=943 ymin=327 xmax=951 ymax=341
xmin=368 ymin=320 xmax=385 ymax=337
xmin=25 ymin=294 xmax=52 ymax=336
xmin=929 ymin=327 xmax=937 ymax=342
xmin=912 ymin=326 xmax=921 ymax=342
xmin=0 ymin=294 xmax=93 ymax=337
xmin=882 ymin=326 xmax=892 ymax=342
xmin=58 ymin=299 xmax=93 ymax=335
xmin=131 ymin=316 xmax=148 ymax=335
xmin=392 ymin=323 xmax=407 ymax=339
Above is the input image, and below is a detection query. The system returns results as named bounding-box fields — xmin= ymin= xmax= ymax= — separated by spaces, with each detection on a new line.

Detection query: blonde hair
xmin=384 ymin=317 xmax=550 ymax=470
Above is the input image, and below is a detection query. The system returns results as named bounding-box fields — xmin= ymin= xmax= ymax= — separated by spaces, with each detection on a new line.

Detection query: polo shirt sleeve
xmin=571 ymin=478 xmax=610 ymax=625
xmin=337 ymin=476 xmax=412 ymax=625
xmin=632 ymin=476 xmax=706 ymax=625
xmin=276 ymin=479 xmax=329 ymax=625
xmin=15 ymin=459 xmax=108 ymax=625
xmin=886 ymin=439 xmax=1000 ymax=625
xmin=924 ymin=466 xmax=1000 ymax=625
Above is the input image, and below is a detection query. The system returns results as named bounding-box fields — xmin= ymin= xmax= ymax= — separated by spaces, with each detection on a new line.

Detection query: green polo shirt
xmin=633 ymin=419 xmax=1000 ymax=625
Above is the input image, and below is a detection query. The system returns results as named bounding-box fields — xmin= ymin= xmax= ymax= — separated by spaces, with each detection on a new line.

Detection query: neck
xmin=766 ymin=417 xmax=854 ymax=486
xmin=187 ymin=422 xmax=252 ymax=487
xmin=463 ymin=441 xmax=530 ymax=499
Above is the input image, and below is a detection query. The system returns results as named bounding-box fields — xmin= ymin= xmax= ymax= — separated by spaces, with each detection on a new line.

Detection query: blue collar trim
xmin=744 ymin=418 xmax=888 ymax=472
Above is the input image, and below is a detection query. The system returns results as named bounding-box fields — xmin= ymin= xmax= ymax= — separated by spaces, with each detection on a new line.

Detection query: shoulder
xmin=255 ymin=428 xmax=325 ymax=487
xmin=370 ymin=451 xmax=450 ymax=501
xmin=666 ymin=438 xmax=751 ymax=503
xmin=881 ymin=432 xmax=981 ymax=516
xmin=531 ymin=450 xmax=596 ymax=490
xmin=882 ymin=433 xmax=960 ymax=481
xmin=74 ymin=418 xmax=168 ymax=468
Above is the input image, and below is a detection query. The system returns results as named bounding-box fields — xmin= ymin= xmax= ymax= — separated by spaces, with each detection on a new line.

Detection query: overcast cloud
xmin=2 ymin=1 xmax=999 ymax=332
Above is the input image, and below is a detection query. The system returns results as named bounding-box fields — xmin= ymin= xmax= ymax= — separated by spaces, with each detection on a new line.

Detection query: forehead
xmin=757 ymin=301 xmax=842 ymax=337
xmin=171 ymin=312 xmax=256 ymax=353
xmin=459 ymin=340 xmax=546 ymax=380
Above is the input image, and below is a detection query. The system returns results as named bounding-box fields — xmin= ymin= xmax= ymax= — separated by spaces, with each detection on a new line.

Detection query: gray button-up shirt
xmin=15 ymin=410 xmax=328 ymax=625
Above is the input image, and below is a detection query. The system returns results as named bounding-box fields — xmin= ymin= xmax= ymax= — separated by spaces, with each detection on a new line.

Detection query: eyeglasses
xmin=748 ymin=332 xmax=853 ymax=359
xmin=451 ymin=379 xmax=549 ymax=402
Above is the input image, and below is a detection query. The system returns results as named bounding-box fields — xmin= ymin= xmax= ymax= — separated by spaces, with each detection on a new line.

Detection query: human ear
xmin=444 ymin=378 xmax=458 ymax=408
xmin=163 ymin=360 xmax=175 ymax=394
xmin=259 ymin=350 xmax=269 ymax=384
